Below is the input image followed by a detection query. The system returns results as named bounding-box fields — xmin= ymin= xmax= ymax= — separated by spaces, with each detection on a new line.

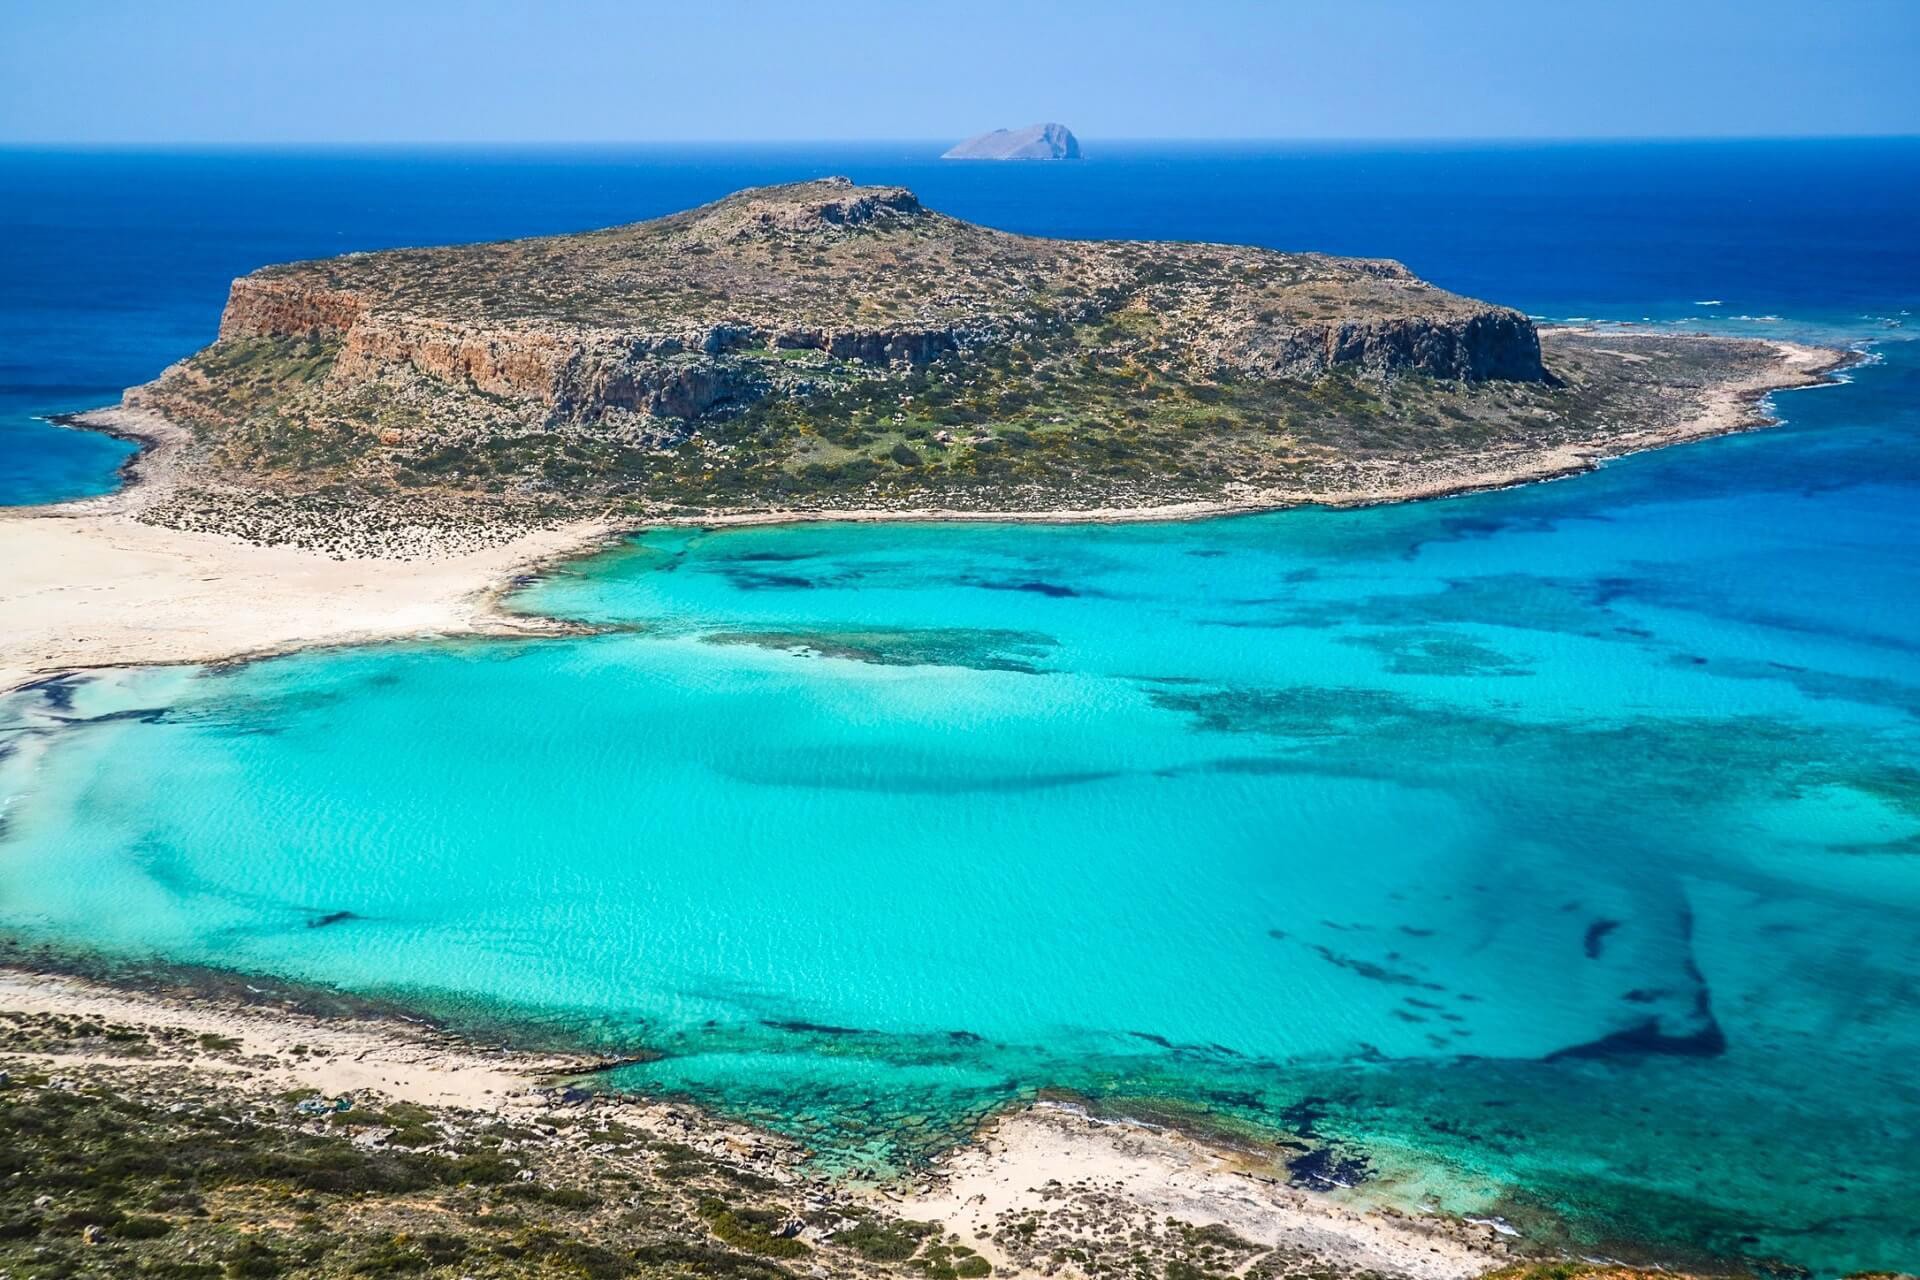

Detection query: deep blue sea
xmin=2 ymin=142 xmax=1918 ymax=1274
xmin=3 ymin=140 xmax=1917 ymax=508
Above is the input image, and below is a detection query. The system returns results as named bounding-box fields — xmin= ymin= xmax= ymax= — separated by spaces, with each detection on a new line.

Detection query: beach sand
xmin=0 ymin=404 xmax=616 ymax=689
xmin=0 ymin=507 xmax=613 ymax=690
xmin=899 ymin=1104 xmax=1508 ymax=1278
xmin=0 ymin=336 xmax=1845 ymax=692
xmin=0 ymin=966 xmax=1511 ymax=1278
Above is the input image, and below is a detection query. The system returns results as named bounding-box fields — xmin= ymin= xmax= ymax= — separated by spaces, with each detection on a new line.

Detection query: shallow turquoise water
xmin=3 ymin=328 xmax=1917 ymax=1272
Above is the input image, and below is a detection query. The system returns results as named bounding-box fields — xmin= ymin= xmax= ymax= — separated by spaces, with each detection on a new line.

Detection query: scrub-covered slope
xmin=121 ymin=178 xmax=1829 ymax=550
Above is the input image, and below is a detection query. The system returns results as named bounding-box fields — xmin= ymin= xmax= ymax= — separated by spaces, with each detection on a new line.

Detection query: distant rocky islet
xmin=942 ymin=122 xmax=1081 ymax=160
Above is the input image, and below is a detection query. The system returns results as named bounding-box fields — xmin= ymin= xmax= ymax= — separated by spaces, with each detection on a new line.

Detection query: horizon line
xmin=4 ymin=133 xmax=1918 ymax=150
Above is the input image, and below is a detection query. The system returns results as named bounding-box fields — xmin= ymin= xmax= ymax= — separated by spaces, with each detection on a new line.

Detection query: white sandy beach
xmin=0 ymin=504 xmax=613 ymax=690
xmin=0 ymin=338 xmax=1842 ymax=692
xmin=902 ymin=1104 xmax=1507 ymax=1279
xmin=0 ymin=405 xmax=616 ymax=688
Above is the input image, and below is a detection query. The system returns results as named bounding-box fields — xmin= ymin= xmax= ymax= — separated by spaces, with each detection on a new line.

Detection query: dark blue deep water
xmin=3 ymin=140 xmax=1917 ymax=504
xmin=2 ymin=143 xmax=1919 ymax=1274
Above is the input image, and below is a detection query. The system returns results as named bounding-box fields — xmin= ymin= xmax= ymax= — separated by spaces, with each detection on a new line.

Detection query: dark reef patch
xmin=1583 ymin=918 xmax=1622 ymax=959
xmin=1276 ymin=1095 xmax=1328 ymax=1138
xmin=1306 ymin=944 xmax=1445 ymax=992
xmin=967 ymin=578 xmax=1081 ymax=599
xmin=761 ymin=1018 xmax=869 ymax=1037
xmin=1149 ymin=684 xmax=1420 ymax=738
xmin=1151 ymin=676 xmax=1920 ymax=859
xmin=720 ymin=570 xmax=821 ymax=591
xmin=306 ymin=910 xmax=360 ymax=930
xmin=1340 ymin=630 xmax=1532 ymax=678
xmin=1545 ymin=1016 xmax=1728 ymax=1062
xmin=705 ymin=626 xmax=1056 ymax=674
xmin=1678 ymin=653 xmax=1920 ymax=721
xmin=1555 ymin=905 xmax=1724 ymax=1059
xmin=16 ymin=674 xmax=85 ymax=713
xmin=79 ymin=706 xmax=175 ymax=726
xmin=1286 ymin=1144 xmax=1373 ymax=1190
xmin=1241 ymin=573 xmax=1624 ymax=640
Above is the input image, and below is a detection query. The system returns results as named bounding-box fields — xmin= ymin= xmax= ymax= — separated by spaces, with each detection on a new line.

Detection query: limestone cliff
xmin=199 ymin=177 xmax=1547 ymax=437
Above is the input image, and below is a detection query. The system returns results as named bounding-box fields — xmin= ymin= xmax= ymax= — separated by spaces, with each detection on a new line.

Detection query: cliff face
xmin=221 ymin=283 xmax=999 ymax=423
xmin=216 ymin=278 xmax=366 ymax=342
xmin=1254 ymin=310 xmax=1547 ymax=382
xmin=203 ymin=178 xmax=1548 ymax=435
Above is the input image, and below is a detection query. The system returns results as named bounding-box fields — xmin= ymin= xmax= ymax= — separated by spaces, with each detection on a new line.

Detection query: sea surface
xmin=1 ymin=142 xmax=1917 ymax=1274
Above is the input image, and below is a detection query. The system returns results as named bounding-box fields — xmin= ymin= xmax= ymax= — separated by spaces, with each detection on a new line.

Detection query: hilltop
xmin=113 ymin=178 xmax=1839 ymax=553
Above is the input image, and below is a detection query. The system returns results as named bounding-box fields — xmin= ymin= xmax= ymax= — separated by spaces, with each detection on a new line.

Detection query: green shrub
xmin=830 ymin=1213 xmax=938 ymax=1261
xmin=697 ymin=1198 xmax=809 ymax=1259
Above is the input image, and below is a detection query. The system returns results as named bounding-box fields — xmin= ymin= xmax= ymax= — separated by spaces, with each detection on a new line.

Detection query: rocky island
xmin=104 ymin=177 xmax=1837 ymax=557
xmin=942 ymin=123 xmax=1082 ymax=160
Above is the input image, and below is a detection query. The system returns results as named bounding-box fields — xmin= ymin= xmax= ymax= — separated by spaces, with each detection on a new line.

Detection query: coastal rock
xmin=217 ymin=277 xmax=366 ymax=341
xmin=942 ymin=122 xmax=1082 ymax=160
xmin=1256 ymin=310 xmax=1549 ymax=382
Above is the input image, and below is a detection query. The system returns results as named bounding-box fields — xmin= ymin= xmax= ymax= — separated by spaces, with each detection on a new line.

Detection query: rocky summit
xmin=942 ymin=122 xmax=1083 ymax=160
xmin=126 ymin=177 xmax=1801 ymax=542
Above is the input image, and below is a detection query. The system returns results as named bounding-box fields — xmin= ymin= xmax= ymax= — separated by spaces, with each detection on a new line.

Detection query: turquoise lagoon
xmin=3 ymin=328 xmax=1918 ymax=1273
xmin=4 ymin=141 xmax=1920 ymax=1274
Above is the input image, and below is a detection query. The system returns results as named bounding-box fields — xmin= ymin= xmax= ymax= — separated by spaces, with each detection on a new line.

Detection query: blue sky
xmin=2 ymin=0 xmax=1916 ymax=143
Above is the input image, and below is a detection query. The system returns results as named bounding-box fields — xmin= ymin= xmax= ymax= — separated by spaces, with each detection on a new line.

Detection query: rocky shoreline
xmin=0 ymin=963 xmax=1533 ymax=1279
xmin=0 ymin=331 xmax=1852 ymax=693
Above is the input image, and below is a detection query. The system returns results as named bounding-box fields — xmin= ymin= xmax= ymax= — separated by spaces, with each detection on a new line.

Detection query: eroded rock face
xmin=331 ymin=316 xmax=570 ymax=402
xmin=206 ymin=177 xmax=1550 ymax=433
xmin=223 ymin=278 xmax=991 ymax=422
xmin=748 ymin=184 xmax=922 ymax=230
xmin=217 ymin=278 xmax=366 ymax=342
xmin=1257 ymin=310 xmax=1548 ymax=382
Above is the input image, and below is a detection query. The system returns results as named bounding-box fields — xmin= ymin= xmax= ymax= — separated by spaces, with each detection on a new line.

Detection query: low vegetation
xmin=113 ymin=179 xmax=1815 ymax=554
